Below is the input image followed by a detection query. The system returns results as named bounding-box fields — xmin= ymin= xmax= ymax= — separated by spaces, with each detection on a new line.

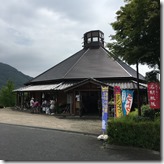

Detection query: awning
xmin=106 ymin=81 xmax=147 ymax=89
xmin=13 ymin=83 xmax=62 ymax=92
xmin=13 ymin=79 xmax=147 ymax=92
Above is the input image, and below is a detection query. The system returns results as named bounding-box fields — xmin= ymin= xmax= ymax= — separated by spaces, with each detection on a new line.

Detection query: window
xmin=87 ymin=33 xmax=91 ymax=37
xmin=92 ymin=31 xmax=98 ymax=37
xmin=87 ymin=37 xmax=91 ymax=43
xmin=92 ymin=37 xmax=98 ymax=42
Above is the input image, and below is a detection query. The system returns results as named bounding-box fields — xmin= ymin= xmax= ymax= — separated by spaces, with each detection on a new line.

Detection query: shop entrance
xmin=81 ymin=91 xmax=101 ymax=116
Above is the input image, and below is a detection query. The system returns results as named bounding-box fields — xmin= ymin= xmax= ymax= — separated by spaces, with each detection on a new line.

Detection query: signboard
xmin=101 ymin=86 xmax=108 ymax=132
xmin=114 ymin=86 xmax=123 ymax=118
xmin=147 ymin=82 xmax=160 ymax=109
xmin=122 ymin=90 xmax=134 ymax=115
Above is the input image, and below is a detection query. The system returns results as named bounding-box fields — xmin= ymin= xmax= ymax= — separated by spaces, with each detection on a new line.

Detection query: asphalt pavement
xmin=0 ymin=123 xmax=161 ymax=161
xmin=0 ymin=107 xmax=161 ymax=161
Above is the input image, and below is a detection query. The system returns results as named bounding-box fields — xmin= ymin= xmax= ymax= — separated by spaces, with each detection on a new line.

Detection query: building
xmin=14 ymin=30 xmax=147 ymax=116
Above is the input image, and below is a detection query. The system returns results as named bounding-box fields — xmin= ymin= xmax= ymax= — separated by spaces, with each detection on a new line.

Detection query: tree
xmin=107 ymin=0 xmax=160 ymax=70
xmin=0 ymin=81 xmax=15 ymax=107
xmin=145 ymin=70 xmax=160 ymax=82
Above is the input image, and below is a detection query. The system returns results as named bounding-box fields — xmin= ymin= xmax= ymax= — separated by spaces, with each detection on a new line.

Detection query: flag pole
xmin=97 ymin=86 xmax=108 ymax=141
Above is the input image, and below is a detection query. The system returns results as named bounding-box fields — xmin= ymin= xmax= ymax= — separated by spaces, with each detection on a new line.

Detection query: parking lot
xmin=0 ymin=107 xmax=102 ymax=135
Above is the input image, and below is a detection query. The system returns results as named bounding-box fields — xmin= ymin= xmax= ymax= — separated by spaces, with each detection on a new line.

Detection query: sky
xmin=0 ymin=0 xmax=154 ymax=77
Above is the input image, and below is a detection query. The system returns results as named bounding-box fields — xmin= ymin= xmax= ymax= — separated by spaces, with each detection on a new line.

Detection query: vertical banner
xmin=114 ymin=86 xmax=123 ymax=118
xmin=147 ymin=82 xmax=160 ymax=109
xmin=122 ymin=90 xmax=134 ymax=115
xmin=101 ymin=86 xmax=108 ymax=133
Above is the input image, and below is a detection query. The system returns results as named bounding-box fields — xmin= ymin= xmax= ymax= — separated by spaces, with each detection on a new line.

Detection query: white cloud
xmin=1 ymin=0 xmax=151 ymax=78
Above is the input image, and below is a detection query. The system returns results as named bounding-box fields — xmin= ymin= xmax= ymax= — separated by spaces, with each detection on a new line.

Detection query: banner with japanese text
xmin=114 ymin=86 xmax=123 ymax=118
xmin=101 ymin=86 xmax=108 ymax=132
xmin=122 ymin=90 xmax=134 ymax=115
xmin=147 ymin=82 xmax=160 ymax=109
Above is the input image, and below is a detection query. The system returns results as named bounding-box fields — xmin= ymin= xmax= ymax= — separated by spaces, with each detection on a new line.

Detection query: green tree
xmin=145 ymin=70 xmax=160 ymax=82
xmin=107 ymin=0 xmax=160 ymax=69
xmin=0 ymin=80 xmax=15 ymax=107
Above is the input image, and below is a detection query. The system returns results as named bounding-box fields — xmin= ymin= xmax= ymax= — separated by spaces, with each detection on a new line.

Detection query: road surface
xmin=0 ymin=123 xmax=160 ymax=161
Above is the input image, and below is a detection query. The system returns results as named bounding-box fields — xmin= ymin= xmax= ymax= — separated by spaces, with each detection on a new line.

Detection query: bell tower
xmin=83 ymin=30 xmax=104 ymax=49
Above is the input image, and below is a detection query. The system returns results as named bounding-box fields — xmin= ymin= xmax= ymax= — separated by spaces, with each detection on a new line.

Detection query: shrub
xmin=141 ymin=104 xmax=160 ymax=121
xmin=143 ymin=109 xmax=156 ymax=120
xmin=141 ymin=104 xmax=150 ymax=116
xmin=107 ymin=110 xmax=160 ymax=151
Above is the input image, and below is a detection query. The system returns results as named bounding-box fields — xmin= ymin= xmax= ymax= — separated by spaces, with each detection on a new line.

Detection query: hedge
xmin=107 ymin=118 xmax=160 ymax=151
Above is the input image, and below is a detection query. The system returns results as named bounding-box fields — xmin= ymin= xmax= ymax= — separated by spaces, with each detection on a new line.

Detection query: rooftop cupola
xmin=83 ymin=30 xmax=104 ymax=49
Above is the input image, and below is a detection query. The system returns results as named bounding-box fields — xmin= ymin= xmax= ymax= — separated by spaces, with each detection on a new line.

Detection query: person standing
xmin=30 ymin=97 xmax=34 ymax=108
xmin=50 ymin=99 xmax=55 ymax=115
xmin=45 ymin=100 xmax=50 ymax=115
xmin=30 ymin=97 xmax=35 ymax=113
xmin=42 ymin=99 xmax=47 ymax=113
xmin=33 ymin=99 xmax=40 ymax=113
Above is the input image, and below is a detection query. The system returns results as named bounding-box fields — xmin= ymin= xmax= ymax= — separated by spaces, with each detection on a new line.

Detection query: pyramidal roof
xmin=28 ymin=30 xmax=145 ymax=84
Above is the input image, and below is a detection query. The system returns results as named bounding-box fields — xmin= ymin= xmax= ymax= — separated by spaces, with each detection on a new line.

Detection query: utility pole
xmin=136 ymin=61 xmax=141 ymax=116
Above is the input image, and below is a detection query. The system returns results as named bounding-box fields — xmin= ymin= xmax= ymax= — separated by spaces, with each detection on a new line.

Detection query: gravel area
xmin=0 ymin=107 xmax=102 ymax=135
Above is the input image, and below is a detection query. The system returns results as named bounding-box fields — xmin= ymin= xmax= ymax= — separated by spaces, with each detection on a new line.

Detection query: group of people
xmin=30 ymin=97 xmax=56 ymax=115
xmin=42 ymin=99 xmax=55 ymax=115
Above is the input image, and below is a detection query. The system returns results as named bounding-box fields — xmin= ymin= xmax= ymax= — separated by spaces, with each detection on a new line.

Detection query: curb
xmin=0 ymin=122 xmax=98 ymax=137
xmin=104 ymin=142 xmax=160 ymax=155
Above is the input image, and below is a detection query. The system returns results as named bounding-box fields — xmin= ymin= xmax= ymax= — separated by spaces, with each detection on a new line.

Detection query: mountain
xmin=0 ymin=62 xmax=33 ymax=89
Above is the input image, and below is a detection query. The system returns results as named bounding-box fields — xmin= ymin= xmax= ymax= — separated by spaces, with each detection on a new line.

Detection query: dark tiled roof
xmin=14 ymin=78 xmax=147 ymax=92
xmin=30 ymin=49 xmax=86 ymax=83
xmin=116 ymin=59 xmax=145 ymax=80
xmin=29 ymin=46 xmax=145 ymax=84
xmin=63 ymin=78 xmax=113 ymax=92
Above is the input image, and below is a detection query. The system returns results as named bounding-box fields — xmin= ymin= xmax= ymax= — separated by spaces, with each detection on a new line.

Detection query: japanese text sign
xmin=101 ymin=86 xmax=108 ymax=132
xmin=114 ymin=86 xmax=123 ymax=118
xmin=147 ymin=82 xmax=160 ymax=109
xmin=122 ymin=90 xmax=134 ymax=115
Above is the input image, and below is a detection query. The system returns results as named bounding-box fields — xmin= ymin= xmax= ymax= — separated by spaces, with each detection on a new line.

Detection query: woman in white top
xmin=30 ymin=98 xmax=34 ymax=108
xmin=50 ymin=100 xmax=55 ymax=115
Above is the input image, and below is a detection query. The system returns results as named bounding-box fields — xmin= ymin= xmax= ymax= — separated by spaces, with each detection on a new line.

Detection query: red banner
xmin=147 ymin=82 xmax=160 ymax=109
